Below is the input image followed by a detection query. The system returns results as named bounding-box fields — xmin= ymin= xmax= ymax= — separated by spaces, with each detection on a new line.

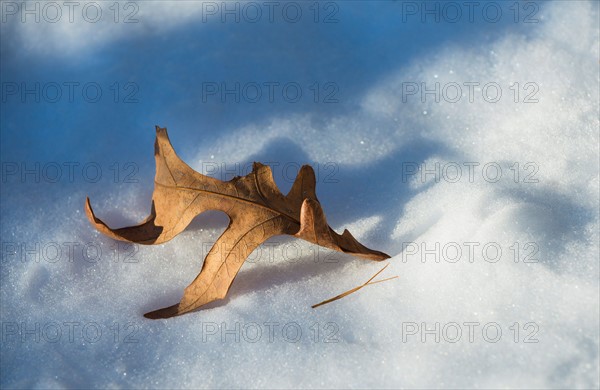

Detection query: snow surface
xmin=1 ymin=1 xmax=599 ymax=388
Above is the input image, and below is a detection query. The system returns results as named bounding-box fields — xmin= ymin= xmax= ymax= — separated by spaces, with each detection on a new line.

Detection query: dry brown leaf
xmin=85 ymin=126 xmax=390 ymax=319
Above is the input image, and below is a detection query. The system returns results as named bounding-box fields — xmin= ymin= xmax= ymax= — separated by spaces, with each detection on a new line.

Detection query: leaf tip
xmin=298 ymin=164 xmax=316 ymax=185
xmin=344 ymin=229 xmax=391 ymax=260
xmin=286 ymin=165 xmax=317 ymax=200
xmin=155 ymin=126 xmax=169 ymax=141
xmin=299 ymin=164 xmax=315 ymax=174
xmin=144 ymin=304 xmax=180 ymax=320
xmin=252 ymin=161 xmax=272 ymax=176
xmin=84 ymin=196 xmax=96 ymax=223
xmin=154 ymin=126 xmax=175 ymax=158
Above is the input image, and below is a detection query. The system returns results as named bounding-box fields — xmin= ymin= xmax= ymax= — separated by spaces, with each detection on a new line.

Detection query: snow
xmin=1 ymin=1 xmax=599 ymax=388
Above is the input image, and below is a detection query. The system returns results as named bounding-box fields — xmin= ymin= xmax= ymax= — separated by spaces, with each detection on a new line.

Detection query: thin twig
xmin=364 ymin=275 xmax=399 ymax=286
xmin=312 ymin=264 xmax=398 ymax=308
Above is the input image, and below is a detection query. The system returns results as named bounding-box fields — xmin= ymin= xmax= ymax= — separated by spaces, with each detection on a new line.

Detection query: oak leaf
xmin=85 ymin=126 xmax=390 ymax=319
